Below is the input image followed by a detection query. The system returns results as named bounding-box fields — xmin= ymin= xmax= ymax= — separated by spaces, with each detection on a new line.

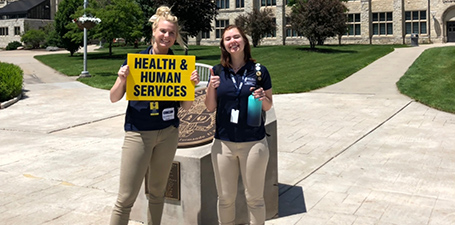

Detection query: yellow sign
xmin=126 ymin=54 xmax=196 ymax=101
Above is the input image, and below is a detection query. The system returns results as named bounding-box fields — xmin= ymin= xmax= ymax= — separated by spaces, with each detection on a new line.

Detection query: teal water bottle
xmin=247 ymin=93 xmax=262 ymax=127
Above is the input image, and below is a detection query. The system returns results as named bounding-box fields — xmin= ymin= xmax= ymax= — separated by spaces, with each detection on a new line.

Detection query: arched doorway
xmin=448 ymin=22 xmax=455 ymax=42
xmin=443 ymin=6 xmax=455 ymax=42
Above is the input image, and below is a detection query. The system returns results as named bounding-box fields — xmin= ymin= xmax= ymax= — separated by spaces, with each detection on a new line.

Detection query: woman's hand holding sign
xmin=190 ymin=70 xmax=200 ymax=85
xmin=118 ymin=65 xmax=130 ymax=82
xmin=110 ymin=65 xmax=131 ymax=103
xmin=181 ymin=69 xmax=200 ymax=110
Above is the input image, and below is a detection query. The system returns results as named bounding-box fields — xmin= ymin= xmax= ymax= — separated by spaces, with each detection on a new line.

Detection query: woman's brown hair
xmin=219 ymin=25 xmax=255 ymax=68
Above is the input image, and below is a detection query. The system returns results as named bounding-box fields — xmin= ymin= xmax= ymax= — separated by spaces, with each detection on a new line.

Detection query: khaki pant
xmin=110 ymin=126 xmax=178 ymax=225
xmin=211 ymin=138 xmax=269 ymax=225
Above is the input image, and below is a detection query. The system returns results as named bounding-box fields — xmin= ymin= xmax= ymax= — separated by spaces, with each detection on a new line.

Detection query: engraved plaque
xmin=165 ymin=161 xmax=180 ymax=200
xmin=178 ymin=88 xmax=216 ymax=148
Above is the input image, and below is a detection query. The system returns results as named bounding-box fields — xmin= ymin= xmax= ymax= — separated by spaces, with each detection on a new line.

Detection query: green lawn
xmin=397 ymin=46 xmax=455 ymax=114
xmin=35 ymin=44 xmax=402 ymax=93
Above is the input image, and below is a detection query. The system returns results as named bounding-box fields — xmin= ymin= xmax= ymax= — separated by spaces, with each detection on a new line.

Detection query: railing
xmin=195 ymin=63 xmax=212 ymax=86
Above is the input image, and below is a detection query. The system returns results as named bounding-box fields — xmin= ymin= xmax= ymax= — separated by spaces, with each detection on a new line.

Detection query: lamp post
xmin=79 ymin=0 xmax=90 ymax=77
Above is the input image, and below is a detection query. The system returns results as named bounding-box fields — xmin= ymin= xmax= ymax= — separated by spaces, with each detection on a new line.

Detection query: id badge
xmin=230 ymin=109 xmax=239 ymax=124
xmin=150 ymin=102 xmax=159 ymax=116
xmin=162 ymin=107 xmax=175 ymax=121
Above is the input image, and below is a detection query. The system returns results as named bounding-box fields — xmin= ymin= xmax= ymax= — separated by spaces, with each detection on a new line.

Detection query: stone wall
xmin=4 ymin=0 xmax=455 ymax=48
xmin=372 ymin=0 xmax=394 ymax=12
xmin=0 ymin=19 xmax=24 ymax=47
xmin=188 ymin=0 xmax=455 ymax=46
xmin=0 ymin=19 xmax=53 ymax=48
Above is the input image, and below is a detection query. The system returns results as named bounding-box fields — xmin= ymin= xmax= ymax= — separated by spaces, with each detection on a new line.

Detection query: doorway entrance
xmin=448 ymin=22 xmax=455 ymax=42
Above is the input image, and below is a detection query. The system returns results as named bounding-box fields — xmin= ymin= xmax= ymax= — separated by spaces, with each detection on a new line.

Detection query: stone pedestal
xmin=131 ymin=109 xmax=278 ymax=224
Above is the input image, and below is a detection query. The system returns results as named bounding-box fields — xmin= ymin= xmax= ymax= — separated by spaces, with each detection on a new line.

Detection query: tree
xmin=41 ymin=23 xmax=60 ymax=48
xmin=134 ymin=0 xmax=160 ymax=44
xmin=334 ymin=0 xmax=349 ymax=45
xmin=290 ymin=0 xmax=347 ymax=49
xmin=91 ymin=0 xmax=144 ymax=56
xmin=54 ymin=0 xmax=84 ymax=56
xmin=235 ymin=8 xmax=276 ymax=47
xmin=148 ymin=0 xmax=217 ymax=54
xmin=21 ymin=29 xmax=46 ymax=49
xmin=335 ymin=12 xmax=349 ymax=45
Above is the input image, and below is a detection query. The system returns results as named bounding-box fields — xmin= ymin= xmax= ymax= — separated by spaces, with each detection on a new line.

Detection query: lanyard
xmin=230 ymin=69 xmax=248 ymax=96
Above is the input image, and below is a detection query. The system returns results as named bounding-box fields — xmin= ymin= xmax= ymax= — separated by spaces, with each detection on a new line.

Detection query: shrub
xmin=0 ymin=62 xmax=23 ymax=102
xmin=21 ymin=29 xmax=46 ymax=49
xmin=5 ymin=41 xmax=23 ymax=50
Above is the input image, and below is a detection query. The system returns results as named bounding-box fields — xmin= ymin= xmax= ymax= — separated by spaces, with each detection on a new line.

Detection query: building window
xmin=236 ymin=0 xmax=244 ymax=8
xmin=216 ymin=20 xmax=229 ymax=39
xmin=14 ymin=26 xmax=20 ymax=35
xmin=346 ymin=13 xmax=361 ymax=36
xmin=0 ymin=27 xmax=8 ymax=36
xmin=405 ymin=10 xmax=427 ymax=35
xmin=201 ymin=30 xmax=210 ymax=39
xmin=263 ymin=18 xmax=276 ymax=38
xmin=286 ymin=28 xmax=300 ymax=37
xmin=372 ymin=12 xmax=393 ymax=35
xmin=285 ymin=17 xmax=301 ymax=37
xmin=216 ymin=0 xmax=229 ymax=9
xmin=261 ymin=0 xmax=276 ymax=7
xmin=264 ymin=30 xmax=276 ymax=38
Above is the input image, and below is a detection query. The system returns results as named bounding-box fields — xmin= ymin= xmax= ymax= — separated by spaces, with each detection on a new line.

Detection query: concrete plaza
xmin=1 ymin=43 xmax=455 ymax=225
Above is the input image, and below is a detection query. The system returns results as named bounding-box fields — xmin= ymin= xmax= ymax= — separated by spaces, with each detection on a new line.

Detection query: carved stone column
xmin=275 ymin=0 xmax=286 ymax=45
xmin=393 ymin=0 xmax=405 ymax=44
xmin=361 ymin=0 xmax=372 ymax=44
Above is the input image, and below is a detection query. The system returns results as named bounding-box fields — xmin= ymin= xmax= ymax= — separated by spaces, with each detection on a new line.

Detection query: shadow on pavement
xmin=278 ymin=184 xmax=307 ymax=217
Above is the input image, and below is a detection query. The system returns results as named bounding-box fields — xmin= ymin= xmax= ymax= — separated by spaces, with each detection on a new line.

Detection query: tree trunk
xmin=109 ymin=42 xmax=113 ymax=56
xmin=252 ymin=34 xmax=260 ymax=47
xmin=310 ymin=41 xmax=316 ymax=49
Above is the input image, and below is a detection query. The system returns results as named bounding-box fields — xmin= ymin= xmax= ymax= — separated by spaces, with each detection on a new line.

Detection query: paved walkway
xmin=1 ymin=43 xmax=455 ymax=225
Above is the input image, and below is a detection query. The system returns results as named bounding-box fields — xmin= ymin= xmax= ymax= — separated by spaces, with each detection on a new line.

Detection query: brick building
xmin=188 ymin=0 xmax=455 ymax=46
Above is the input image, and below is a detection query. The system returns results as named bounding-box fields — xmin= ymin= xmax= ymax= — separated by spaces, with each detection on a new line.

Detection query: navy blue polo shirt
xmin=212 ymin=60 xmax=272 ymax=142
xmin=122 ymin=46 xmax=180 ymax=131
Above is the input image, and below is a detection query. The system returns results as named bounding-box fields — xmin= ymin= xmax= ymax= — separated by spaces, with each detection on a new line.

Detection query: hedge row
xmin=0 ymin=62 xmax=23 ymax=102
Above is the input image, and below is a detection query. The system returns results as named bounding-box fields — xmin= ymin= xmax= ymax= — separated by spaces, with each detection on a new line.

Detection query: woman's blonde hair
xmin=149 ymin=6 xmax=186 ymax=49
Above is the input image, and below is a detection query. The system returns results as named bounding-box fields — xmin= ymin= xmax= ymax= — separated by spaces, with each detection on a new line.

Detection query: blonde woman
xmin=109 ymin=6 xmax=199 ymax=225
